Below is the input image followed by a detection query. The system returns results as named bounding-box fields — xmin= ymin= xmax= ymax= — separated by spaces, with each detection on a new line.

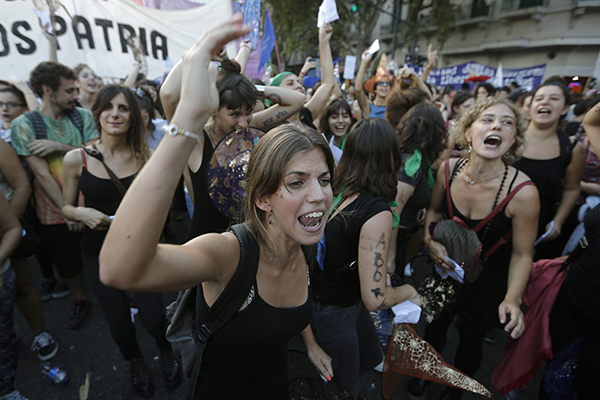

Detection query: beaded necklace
xmin=451 ymin=158 xmax=509 ymax=245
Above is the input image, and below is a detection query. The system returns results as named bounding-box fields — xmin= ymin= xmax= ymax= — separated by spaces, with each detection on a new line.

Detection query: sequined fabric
xmin=208 ymin=127 xmax=264 ymax=220
xmin=382 ymin=323 xmax=492 ymax=399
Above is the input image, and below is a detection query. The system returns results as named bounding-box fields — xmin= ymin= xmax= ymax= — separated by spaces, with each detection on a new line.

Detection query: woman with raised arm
xmin=99 ymin=17 xmax=333 ymax=399
xmin=62 ymin=85 xmax=180 ymax=398
xmin=311 ymin=118 xmax=420 ymax=399
xmin=408 ymin=98 xmax=539 ymax=400
xmin=513 ymin=81 xmax=584 ymax=260
xmin=265 ymin=23 xmax=339 ymax=128
xmin=160 ymin=49 xmax=305 ymax=238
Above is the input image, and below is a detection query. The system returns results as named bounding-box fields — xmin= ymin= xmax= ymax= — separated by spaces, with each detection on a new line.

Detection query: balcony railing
xmin=502 ymin=0 xmax=546 ymax=11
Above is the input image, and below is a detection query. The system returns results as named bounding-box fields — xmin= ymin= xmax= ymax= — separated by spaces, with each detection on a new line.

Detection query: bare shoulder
xmin=63 ymin=148 xmax=83 ymax=169
xmin=184 ymin=231 xmax=241 ymax=283
xmin=507 ymin=167 xmax=539 ymax=216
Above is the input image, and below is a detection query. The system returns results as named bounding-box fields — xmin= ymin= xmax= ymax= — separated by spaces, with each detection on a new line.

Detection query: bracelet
xmin=162 ymin=123 xmax=202 ymax=142
xmin=424 ymin=237 xmax=432 ymax=248
xmin=298 ymin=70 xmax=306 ymax=78
xmin=254 ymin=85 xmax=265 ymax=97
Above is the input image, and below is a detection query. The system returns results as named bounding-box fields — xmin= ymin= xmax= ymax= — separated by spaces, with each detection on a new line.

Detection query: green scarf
xmin=404 ymin=149 xmax=435 ymax=189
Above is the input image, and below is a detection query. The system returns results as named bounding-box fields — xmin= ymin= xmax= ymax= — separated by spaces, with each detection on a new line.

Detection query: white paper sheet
xmin=367 ymin=39 xmax=380 ymax=56
xmin=343 ymin=55 xmax=357 ymax=80
xmin=34 ymin=10 xmax=53 ymax=34
xmin=392 ymin=300 xmax=422 ymax=324
xmin=434 ymin=257 xmax=465 ymax=283
xmin=535 ymin=221 xmax=554 ymax=246
xmin=317 ymin=0 xmax=339 ymax=28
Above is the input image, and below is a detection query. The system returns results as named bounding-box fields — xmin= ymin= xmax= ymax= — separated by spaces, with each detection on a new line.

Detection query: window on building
xmin=471 ymin=0 xmax=491 ymax=17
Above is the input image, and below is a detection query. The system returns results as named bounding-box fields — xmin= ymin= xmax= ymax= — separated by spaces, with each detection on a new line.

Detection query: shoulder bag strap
xmin=562 ymin=218 xmax=600 ymax=271
xmin=186 ymin=223 xmax=260 ymax=400
xmin=81 ymin=145 xmax=128 ymax=197
xmin=444 ymin=158 xmax=454 ymax=219
xmin=479 ymin=181 xmax=535 ymax=259
xmin=474 ymin=181 xmax=535 ymax=233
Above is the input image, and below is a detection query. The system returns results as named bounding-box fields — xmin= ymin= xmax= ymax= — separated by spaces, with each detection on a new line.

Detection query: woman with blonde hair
xmin=408 ymin=97 xmax=539 ymax=400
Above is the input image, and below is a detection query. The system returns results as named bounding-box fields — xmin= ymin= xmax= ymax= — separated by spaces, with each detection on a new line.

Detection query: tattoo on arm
xmin=373 ymin=252 xmax=384 ymax=282
xmin=274 ymin=110 xmax=288 ymax=120
xmin=375 ymin=233 xmax=385 ymax=249
xmin=266 ymin=93 xmax=282 ymax=104
xmin=263 ymin=117 xmax=274 ymax=127
xmin=371 ymin=287 xmax=383 ymax=299
xmin=397 ymin=189 xmax=406 ymax=206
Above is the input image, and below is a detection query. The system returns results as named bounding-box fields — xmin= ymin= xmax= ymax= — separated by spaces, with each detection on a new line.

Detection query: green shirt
xmin=11 ymin=107 xmax=98 ymax=224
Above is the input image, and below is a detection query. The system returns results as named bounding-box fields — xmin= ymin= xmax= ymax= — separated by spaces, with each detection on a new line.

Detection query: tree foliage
xmin=264 ymin=0 xmax=461 ymax=67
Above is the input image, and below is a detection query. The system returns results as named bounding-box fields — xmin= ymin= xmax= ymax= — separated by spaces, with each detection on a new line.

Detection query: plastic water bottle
xmin=42 ymin=364 xmax=69 ymax=385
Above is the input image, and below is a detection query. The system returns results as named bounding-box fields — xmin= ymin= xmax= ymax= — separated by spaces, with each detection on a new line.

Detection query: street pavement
xmin=13 ymin=212 xmax=543 ymax=399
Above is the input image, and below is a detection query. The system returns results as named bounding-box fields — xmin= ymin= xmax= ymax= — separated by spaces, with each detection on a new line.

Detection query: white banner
xmin=0 ymin=0 xmax=234 ymax=82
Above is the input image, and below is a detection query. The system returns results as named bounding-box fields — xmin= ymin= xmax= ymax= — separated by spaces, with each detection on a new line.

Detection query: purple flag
xmin=259 ymin=9 xmax=276 ymax=71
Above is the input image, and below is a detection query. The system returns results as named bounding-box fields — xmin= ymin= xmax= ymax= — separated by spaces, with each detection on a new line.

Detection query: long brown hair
xmin=91 ymin=85 xmax=149 ymax=165
xmin=244 ymin=124 xmax=335 ymax=253
xmin=334 ymin=118 xmax=401 ymax=203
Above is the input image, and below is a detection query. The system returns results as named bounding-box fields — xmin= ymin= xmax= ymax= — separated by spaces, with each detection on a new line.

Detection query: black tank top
xmin=195 ymin=271 xmax=313 ymax=399
xmin=187 ymin=130 xmax=231 ymax=240
xmin=512 ymin=132 xmax=572 ymax=236
xmin=445 ymin=162 xmax=520 ymax=273
xmin=79 ymin=167 xmax=136 ymax=255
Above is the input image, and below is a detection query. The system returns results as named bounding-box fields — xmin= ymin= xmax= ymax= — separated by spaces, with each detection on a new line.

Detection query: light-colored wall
xmin=377 ymin=0 xmax=600 ymax=79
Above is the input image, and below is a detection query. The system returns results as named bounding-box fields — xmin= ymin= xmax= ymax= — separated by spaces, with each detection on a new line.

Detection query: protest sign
xmin=407 ymin=61 xmax=546 ymax=90
xmin=0 ymin=0 xmax=234 ymax=82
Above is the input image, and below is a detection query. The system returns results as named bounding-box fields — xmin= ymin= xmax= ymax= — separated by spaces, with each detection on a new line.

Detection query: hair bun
xmin=220 ymin=58 xmax=242 ymax=75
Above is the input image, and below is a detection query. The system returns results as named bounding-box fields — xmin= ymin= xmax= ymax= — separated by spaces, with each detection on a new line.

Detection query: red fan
xmin=382 ymin=323 xmax=492 ymax=399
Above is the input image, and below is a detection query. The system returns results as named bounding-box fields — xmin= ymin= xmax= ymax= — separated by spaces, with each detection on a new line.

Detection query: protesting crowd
xmin=1 ymin=11 xmax=600 ymax=400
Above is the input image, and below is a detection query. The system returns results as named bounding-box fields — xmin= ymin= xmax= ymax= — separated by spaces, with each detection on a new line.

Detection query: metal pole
xmin=391 ymin=0 xmax=399 ymax=59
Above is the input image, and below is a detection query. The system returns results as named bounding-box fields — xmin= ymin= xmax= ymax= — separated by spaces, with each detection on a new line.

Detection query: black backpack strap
xmin=24 ymin=110 xmax=48 ymax=140
xmin=186 ymin=223 xmax=260 ymax=400
xmin=24 ymin=109 xmax=84 ymax=140
xmin=68 ymin=109 xmax=84 ymax=136
xmin=558 ymin=132 xmax=576 ymax=169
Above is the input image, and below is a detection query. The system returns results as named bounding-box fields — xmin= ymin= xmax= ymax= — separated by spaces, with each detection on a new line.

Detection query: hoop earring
xmin=268 ymin=210 xmax=272 ymax=225
xmin=503 ymin=151 xmax=509 ymax=160
xmin=468 ymin=142 xmax=472 ymax=154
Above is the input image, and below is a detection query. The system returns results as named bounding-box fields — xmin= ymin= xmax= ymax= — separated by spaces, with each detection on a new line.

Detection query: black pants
xmin=82 ymin=252 xmax=169 ymax=360
xmin=423 ymin=268 xmax=507 ymax=378
xmin=543 ymin=285 xmax=600 ymax=400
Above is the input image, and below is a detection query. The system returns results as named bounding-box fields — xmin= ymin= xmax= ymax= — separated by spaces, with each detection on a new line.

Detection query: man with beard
xmin=11 ymin=62 xmax=97 ymax=329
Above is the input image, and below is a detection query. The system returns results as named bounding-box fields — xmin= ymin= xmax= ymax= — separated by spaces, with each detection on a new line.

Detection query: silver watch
xmin=162 ymin=124 xmax=201 ymax=142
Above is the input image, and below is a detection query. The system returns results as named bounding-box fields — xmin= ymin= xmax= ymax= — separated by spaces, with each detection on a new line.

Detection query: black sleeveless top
xmin=512 ymin=132 xmax=572 ymax=237
xmin=79 ymin=167 xmax=136 ymax=255
xmin=564 ymin=203 xmax=600 ymax=320
xmin=445 ymin=161 xmax=520 ymax=275
xmin=195 ymin=270 xmax=312 ymax=399
xmin=187 ymin=130 xmax=231 ymax=240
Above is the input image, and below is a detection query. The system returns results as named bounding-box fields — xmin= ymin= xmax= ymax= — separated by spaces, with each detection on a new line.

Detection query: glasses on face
xmin=0 ymin=101 xmax=25 ymax=109
xmin=377 ymin=82 xmax=392 ymax=87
